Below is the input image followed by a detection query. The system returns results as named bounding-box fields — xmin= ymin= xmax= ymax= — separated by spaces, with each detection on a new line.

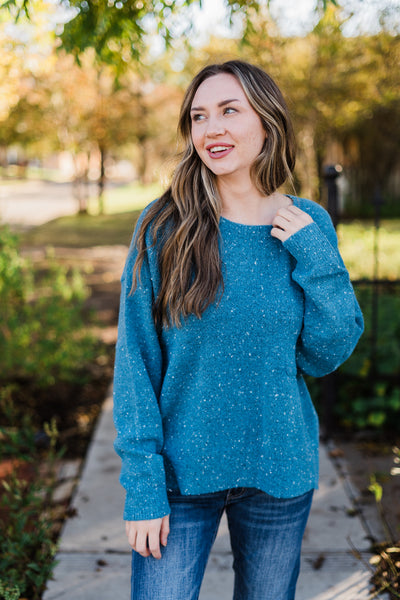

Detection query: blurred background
xmin=1 ymin=0 xmax=398 ymax=433
xmin=1 ymin=0 xmax=400 ymax=219
xmin=0 ymin=1 xmax=399 ymax=597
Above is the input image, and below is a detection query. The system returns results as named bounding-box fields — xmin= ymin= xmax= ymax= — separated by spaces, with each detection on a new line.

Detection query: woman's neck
xmin=217 ymin=177 xmax=291 ymax=226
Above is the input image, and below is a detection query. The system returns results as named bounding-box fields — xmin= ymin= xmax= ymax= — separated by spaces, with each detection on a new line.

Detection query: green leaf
xmin=322 ymin=0 xmax=339 ymax=8
xmin=368 ymin=475 xmax=383 ymax=503
xmin=367 ymin=412 xmax=387 ymax=428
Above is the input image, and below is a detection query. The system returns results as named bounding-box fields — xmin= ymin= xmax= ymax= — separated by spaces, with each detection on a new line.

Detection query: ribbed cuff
xmin=283 ymin=223 xmax=343 ymax=271
xmin=123 ymin=486 xmax=170 ymax=521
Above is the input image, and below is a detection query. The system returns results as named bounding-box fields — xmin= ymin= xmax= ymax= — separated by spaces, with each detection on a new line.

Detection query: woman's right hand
xmin=125 ymin=515 xmax=170 ymax=559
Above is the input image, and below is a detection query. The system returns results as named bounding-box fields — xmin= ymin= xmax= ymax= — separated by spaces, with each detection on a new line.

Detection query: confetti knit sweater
xmin=113 ymin=196 xmax=364 ymax=521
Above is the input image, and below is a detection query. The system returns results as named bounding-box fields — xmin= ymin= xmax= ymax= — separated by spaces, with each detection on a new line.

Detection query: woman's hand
xmin=271 ymin=205 xmax=313 ymax=243
xmin=125 ymin=515 xmax=170 ymax=559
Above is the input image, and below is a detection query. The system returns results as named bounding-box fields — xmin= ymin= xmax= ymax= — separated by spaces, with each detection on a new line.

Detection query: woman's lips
xmin=206 ymin=144 xmax=234 ymax=159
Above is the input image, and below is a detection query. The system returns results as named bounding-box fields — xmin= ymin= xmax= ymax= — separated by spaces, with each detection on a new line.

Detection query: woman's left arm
xmin=272 ymin=204 xmax=364 ymax=377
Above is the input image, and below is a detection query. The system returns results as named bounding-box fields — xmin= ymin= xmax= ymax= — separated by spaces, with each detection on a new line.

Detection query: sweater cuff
xmin=123 ymin=485 xmax=170 ymax=521
xmin=283 ymin=222 xmax=342 ymax=270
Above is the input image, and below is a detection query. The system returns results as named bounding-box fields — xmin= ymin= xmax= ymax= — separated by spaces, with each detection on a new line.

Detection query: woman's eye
xmin=224 ymin=107 xmax=236 ymax=115
xmin=192 ymin=113 xmax=205 ymax=122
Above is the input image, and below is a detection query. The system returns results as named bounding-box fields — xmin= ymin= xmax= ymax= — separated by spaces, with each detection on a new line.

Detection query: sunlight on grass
xmin=338 ymin=221 xmax=400 ymax=280
xmin=87 ymin=181 xmax=164 ymax=215
xmin=21 ymin=182 xmax=164 ymax=247
xmin=21 ymin=211 xmax=143 ymax=248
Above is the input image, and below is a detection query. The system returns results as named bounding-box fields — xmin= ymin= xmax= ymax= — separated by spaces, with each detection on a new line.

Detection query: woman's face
xmin=190 ymin=73 xmax=266 ymax=182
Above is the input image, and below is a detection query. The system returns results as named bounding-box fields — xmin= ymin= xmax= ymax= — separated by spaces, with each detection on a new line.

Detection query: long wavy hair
xmin=131 ymin=60 xmax=296 ymax=328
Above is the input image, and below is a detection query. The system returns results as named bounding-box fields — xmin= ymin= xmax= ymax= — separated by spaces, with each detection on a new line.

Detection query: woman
xmin=113 ymin=60 xmax=363 ymax=600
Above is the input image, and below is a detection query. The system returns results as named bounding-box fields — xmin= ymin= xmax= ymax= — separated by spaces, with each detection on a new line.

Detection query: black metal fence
xmin=320 ymin=166 xmax=400 ymax=438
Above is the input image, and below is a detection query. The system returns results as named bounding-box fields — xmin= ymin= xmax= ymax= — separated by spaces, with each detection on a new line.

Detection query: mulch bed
xmin=1 ymin=369 xmax=114 ymax=460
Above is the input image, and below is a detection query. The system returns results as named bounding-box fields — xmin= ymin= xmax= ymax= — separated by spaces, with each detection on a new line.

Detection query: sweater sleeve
xmin=113 ymin=217 xmax=170 ymax=521
xmin=283 ymin=205 xmax=364 ymax=377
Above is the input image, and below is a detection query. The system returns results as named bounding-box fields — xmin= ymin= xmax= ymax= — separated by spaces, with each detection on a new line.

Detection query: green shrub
xmin=0 ymin=581 xmax=21 ymax=600
xmin=0 ymin=227 xmax=98 ymax=386
xmin=313 ymin=286 xmax=400 ymax=434
xmin=0 ymin=474 xmax=58 ymax=600
xmin=341 ymin=286 xmax=400 ymax=377
xmin=0 ymin=388 xmax=59 ymax=600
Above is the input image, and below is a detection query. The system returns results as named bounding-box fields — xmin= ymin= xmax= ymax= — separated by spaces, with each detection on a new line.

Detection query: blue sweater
xmin=113 ymin=196 xmax=364 ymax=521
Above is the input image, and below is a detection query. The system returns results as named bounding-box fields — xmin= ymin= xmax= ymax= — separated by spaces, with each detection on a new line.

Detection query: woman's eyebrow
xmin=190 ymin=98 xmax=241 ymax=112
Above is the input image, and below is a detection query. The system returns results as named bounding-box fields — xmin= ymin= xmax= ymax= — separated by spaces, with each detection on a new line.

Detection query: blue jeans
xmin=131 ymin=487 xmax=313 ymax=600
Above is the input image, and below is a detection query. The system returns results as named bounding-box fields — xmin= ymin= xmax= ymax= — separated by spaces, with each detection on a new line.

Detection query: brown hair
xmin=132 ymin=60 xmax=296 ymax=328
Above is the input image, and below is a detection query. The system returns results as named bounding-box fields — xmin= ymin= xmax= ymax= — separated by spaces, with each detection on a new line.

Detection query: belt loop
xmin=226 ymin=487 xmax=246 ymax=504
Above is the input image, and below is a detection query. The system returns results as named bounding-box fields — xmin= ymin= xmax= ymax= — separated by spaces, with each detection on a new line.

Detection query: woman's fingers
xmin=160 ymin=514 xmax=170 ymax=547
xmin=147 ymin=525 xmax=162 ymax=559
xmin=136 ymin=527 xmax=152 ymax=557
xmin=125 ymin=520 xmax=137 ymax=549
xmin=271 ymin=206 xmax=313 ymax=242
xmin=125 ymin=518 xmax=166 ymax=559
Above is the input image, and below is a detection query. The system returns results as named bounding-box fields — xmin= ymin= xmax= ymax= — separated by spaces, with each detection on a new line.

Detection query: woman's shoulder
xmin=292 ymin=196 xmax=334 ymax=227
xmin=122 ymin=198 xmax=165 ymax=276
xmin=135 ymin=197 xmax=164 ymax=228
xmin=127 ymin=193 xmax=175 ymax=261
xmin=291 ymin=195 xmax=337 ymax=246
xmin=292 ymin=196 xmax=329 ymax=219
xmin=131 ymin=194 xmax=172 ymax=239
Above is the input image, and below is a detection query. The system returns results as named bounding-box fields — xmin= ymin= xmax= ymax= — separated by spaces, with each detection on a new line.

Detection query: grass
xmin=21 ymin=182 xmax=163 ymax=248
xmin=338 ymin=220 xmax=400 ymax=280
xmin=87 ymin=181 xmax=163 ymax=215
xmin=22 ymin=211 xmax=143 ymax=248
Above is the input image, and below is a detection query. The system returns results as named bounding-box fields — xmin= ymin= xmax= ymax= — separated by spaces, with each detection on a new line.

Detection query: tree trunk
xmin=0 ymin=146 xmax=7 ymax=169
xmin=137 ymin=136 xmax=149 ymax=185
xmin=72 ymin=154 xmax=89 ymax=214
xmin=98 ymin=146 xmax=106 ymax=215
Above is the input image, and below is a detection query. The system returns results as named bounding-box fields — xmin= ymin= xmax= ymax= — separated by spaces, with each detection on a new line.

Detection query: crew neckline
xmin=219 ymin=195 xmax=297 ymax=228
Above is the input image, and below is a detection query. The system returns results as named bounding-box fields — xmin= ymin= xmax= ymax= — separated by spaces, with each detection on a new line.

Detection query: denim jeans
xmin=131 ymin=487 xmax=313 ymax=600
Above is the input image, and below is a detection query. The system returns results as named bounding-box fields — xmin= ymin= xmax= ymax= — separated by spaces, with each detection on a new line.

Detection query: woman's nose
xmin=206 ymin=116 xmax=226 ymax=137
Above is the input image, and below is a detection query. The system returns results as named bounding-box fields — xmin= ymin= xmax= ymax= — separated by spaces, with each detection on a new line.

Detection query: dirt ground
xmin=330 ymin=438 xmax=400 ymax=547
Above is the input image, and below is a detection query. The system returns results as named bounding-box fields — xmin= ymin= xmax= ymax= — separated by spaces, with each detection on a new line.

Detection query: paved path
xmin=44 ymin=387 xmax=386 ymax=600
xmin=0 ymin=180 xmax=84 ymax=227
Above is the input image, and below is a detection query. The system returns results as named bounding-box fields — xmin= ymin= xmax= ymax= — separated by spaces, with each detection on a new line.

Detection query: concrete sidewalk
xmin=44 ymin=387 xmax=385 ymax=600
